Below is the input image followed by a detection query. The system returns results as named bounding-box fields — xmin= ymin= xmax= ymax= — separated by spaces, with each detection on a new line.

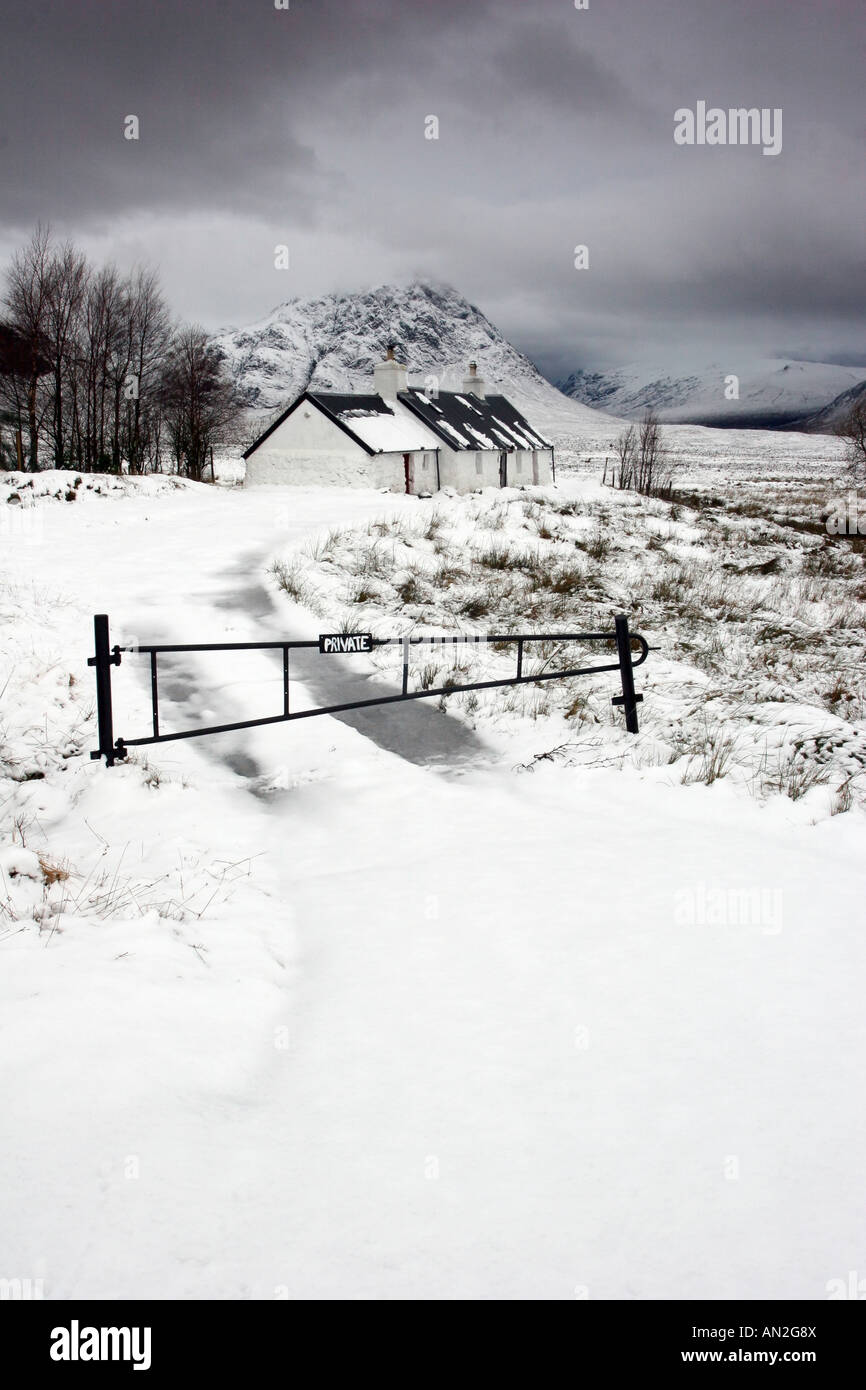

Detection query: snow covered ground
xmin=1 ymin=451 xmax=863 ymax=1300
xmin=553 ymin=414 xmax=849 ymax=482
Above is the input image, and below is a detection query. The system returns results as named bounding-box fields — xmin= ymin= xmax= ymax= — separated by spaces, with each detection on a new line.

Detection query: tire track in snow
xmin=204 ymin=548 xmax=495 ymax=777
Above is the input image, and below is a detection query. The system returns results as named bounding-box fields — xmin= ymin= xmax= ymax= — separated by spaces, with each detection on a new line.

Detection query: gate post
xmin=88 ymin=614 xmax=124 ymax=765
xmin=401 ymin=635 xmax=410 ymax=695
xmin=613 ymin=613 xmax=643 ymax=734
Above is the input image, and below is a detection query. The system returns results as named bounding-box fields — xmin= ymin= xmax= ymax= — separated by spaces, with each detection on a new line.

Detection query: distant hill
xmin=558 ymin=358 xmax=865 ymax=429
xmin=787 ymin=378 xmax=866 ymax=433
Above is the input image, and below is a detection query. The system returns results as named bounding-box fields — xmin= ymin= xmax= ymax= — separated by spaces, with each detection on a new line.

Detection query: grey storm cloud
xmin=0 ymin=0 xmax=863 ymax=374
xmin=489 ymin=20 xmax=648 ymax=123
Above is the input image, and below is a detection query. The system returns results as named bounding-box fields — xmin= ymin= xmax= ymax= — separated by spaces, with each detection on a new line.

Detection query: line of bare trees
xmin=0 ymin=226 xmax=243 ymax=479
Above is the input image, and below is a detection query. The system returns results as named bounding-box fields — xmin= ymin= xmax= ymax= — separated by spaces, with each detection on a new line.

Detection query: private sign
xmin=319 ymin=633 xmax=374 ymax=654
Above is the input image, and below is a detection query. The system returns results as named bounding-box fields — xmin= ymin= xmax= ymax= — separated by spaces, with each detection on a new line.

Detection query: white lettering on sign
xmin=319 ymin=633 xmax=373 ymax=655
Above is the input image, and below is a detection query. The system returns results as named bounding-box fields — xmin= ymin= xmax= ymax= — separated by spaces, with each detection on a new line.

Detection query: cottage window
xmin=475 ymin=455 xmax=483 ymax=476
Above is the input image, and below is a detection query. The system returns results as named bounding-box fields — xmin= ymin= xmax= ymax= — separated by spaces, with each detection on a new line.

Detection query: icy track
xmin=0 ymin=474 xmax=863 ymax=1300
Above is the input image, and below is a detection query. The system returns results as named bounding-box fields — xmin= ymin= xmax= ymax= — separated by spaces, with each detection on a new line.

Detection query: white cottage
xmin=243 ymin=349 xmax=555 ymax=494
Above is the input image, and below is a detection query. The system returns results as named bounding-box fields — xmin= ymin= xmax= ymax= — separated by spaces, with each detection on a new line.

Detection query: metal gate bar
xmin=89 ymin=616 xmax=649 ymax=766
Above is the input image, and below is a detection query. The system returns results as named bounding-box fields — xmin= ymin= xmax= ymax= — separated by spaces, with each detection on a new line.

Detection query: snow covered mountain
xmin=210 ymin=281 xmax=609 ymax=438
xmin=211 ymin=282 xmax=859 ymax=444
xmin=558 ymin=358 xmax=865 ymax=429
xmin=789 ymin=377 xmax=866 ymax=432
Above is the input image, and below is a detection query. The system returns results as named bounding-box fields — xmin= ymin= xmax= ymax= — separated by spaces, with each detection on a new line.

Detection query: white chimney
xmin=374 ymin=343 xmax=408 ymax=400
xmin=462 ymin=360 xmax=485 ymax=398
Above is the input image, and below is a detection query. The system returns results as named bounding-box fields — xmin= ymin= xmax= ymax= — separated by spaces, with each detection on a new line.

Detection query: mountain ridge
xmin=210 ymin=282 xmax=859 ymax=442
xmin=558 ymin=358 xmax=864 ymax=429
xmin=788 ymin=377 xmax=866 ymax=432
xmin=210 ymin=281 xmax=613 ymax=438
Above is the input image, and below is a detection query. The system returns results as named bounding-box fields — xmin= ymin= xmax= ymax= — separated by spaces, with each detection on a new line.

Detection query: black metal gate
xmin=89 ymin=614 xmax=648 ymax=766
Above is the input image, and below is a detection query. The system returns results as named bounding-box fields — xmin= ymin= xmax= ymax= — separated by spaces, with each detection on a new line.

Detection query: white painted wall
xmin=245 ymin=400 xmax=404 ymax=489
xmin=262 ymin=400 xmax=359 ymax=454
xmin=436 ymin=446 xmax=553 ymax=492
xmin=410 ymin=451 xmax=438 ymax=492
xmin=247 ymin=448 xmax=408 ymax=489
xmin=534 ymin=449 xmax=554 ymax=486
xmin=438 ymin=447 xmax=494 ymax=490
xmin=506 ymin=449 xmax=553 ymax=486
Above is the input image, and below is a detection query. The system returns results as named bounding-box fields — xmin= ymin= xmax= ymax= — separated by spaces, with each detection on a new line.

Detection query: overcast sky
xmin=1 ymin=0 xmax=863 ymax=378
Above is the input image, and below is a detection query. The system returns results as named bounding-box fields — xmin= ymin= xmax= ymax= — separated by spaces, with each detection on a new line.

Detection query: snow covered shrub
xmin=475 ymin=542 xmax=513 ymax=570
xmin=395 ymin=566 xmax=428 ymax=605
xmin=585 ymin=523 xmax=610 ymax=562
xmin=458 ymin=591 xmax=491 ymax=620
xmin=831 ymin=779 xmax=855 ymax=816
xmin=418 ymin=661 xmax=440 ymax=690
xmin=679 ymin=723 xmax=737 ymax=785
xmin=271 ymin=559 xmax=314 ymax=605
xmin=756 ymin=749 xmax=830 ymax=802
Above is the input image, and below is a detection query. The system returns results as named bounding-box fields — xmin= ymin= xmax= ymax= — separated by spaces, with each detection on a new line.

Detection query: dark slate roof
xmin=397 ymin=389 xmax=552 ymax=452
xmin=314 ymin=392 xmax=443 ymax=453
xmin=307 ymin=392 xmax=391 ymax=417
xmin=483 ymin=395 xmax=553 ymax=450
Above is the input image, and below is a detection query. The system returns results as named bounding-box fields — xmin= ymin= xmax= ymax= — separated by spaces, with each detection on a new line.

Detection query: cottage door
xmin=403 ymin=453 xmax=412 ymax=494
xmin=499 ymin=451 xmax=507 ymax=487
xmin=532 ymin=450 xmax=539 ymax=484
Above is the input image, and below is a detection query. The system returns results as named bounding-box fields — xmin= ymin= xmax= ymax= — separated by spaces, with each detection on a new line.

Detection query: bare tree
xmin=609 ymin=411 xmax=675 ymax=497
xmin=159 ymin=327 xmax=244 ymax=480
xmin=74 ymin=264 xmax=127 ymax=471
xmin=835 ymin=398 xmax=866 ymax=478
xmin=48 ymin=243 xmax=90 ymax=467
xmin=107 ymin=278 xmax=135 ymax=474
xmin=46 ymin=243 xmax=88 ymax=467
xmin=122 ymin=268 xmax=171 ymax=474
xmin=636 ymin=410 xmax=665 ymax=494
xmin=1 ymin=225 xmax=54 ymax=469
xmin=0 ymin=320 xmax=51 ymax=469
xmin=612 ymin=423 xmax=638 ymax=490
